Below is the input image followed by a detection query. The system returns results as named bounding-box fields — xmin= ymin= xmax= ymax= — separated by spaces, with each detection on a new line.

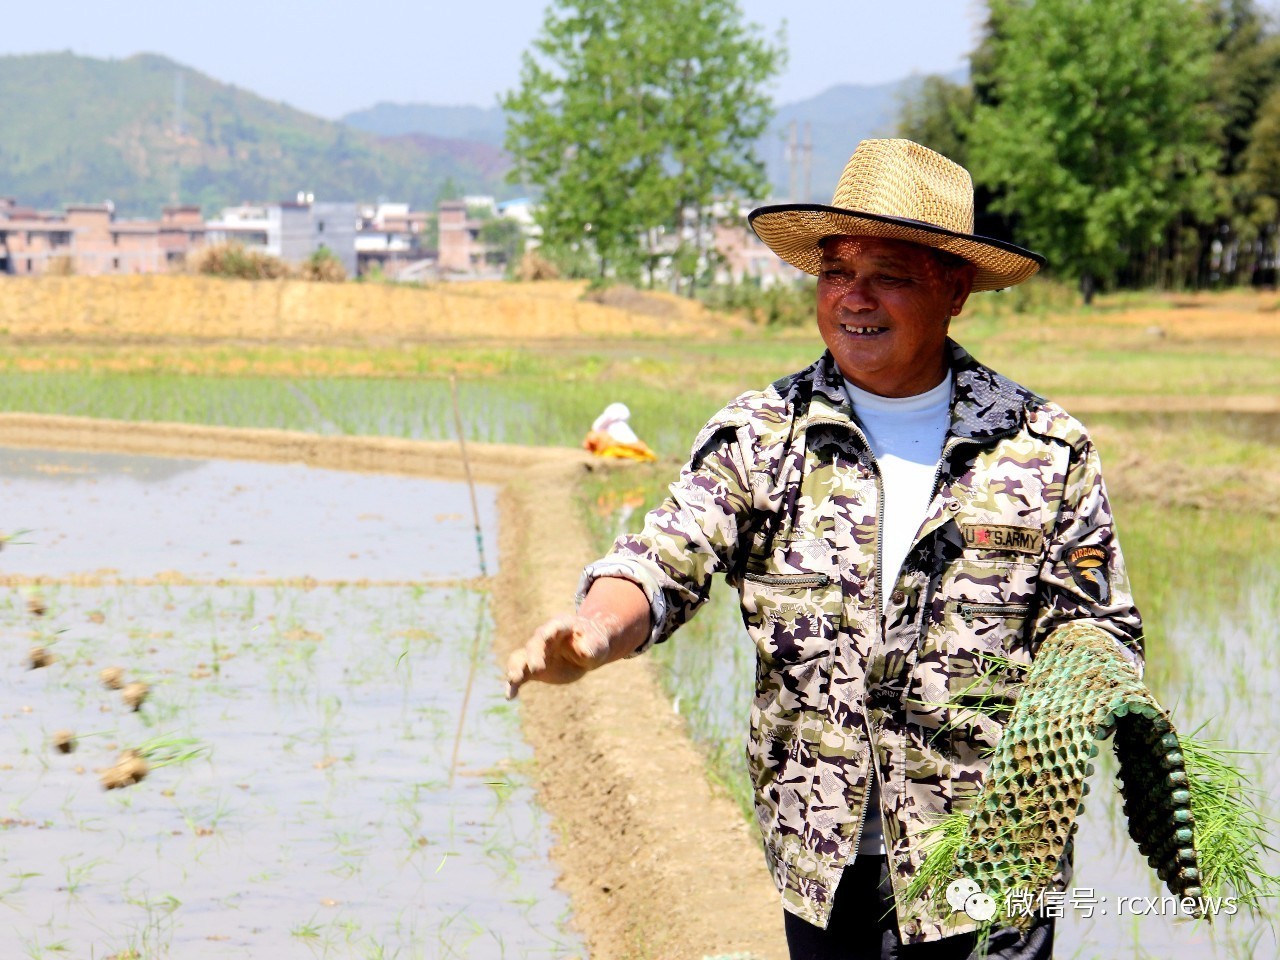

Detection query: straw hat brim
xmin=748 ymin=204 xmax=1045 ymax=292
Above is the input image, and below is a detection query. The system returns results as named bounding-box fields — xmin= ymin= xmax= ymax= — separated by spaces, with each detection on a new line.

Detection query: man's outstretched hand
xmin=504 ymin=614 xmax=615 ymax=696
xmin=505 ymin=576 xmax=650 ymax=699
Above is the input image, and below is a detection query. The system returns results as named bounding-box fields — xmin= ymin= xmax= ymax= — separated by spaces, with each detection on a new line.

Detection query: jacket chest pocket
xmin=740 ymin=539 xmax=842 ymax=667
xmin=937 ymin=558 xmax=1037 ymax=709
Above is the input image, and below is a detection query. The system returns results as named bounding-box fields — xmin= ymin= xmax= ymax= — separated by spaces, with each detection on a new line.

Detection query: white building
xmin=497 ymin=197 xmax=540 ymax=239
xmin=206 ymin=194 xmax=358 ymax=276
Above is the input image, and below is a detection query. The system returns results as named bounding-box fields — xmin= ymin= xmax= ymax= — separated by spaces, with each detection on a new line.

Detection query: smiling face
xmin=816 ymin=235 xmax=975 ymax=398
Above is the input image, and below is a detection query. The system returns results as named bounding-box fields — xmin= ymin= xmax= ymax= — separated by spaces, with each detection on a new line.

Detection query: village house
xmin=713 ymin=215 xmax=802 ymax=288
xmin=436 ymin=198 xmax=493 ymax=276
xmin=0 ymin=198 xmax=205 ymax=276
xmin=436 ymin=196 xmax=540 ymax=279
xmin=355 ymin=203 xmax=435 ymax=279
xmin=0 ymin=191 xmax=797 ymax=289
xmin=206 ymin=194 xmax=358 ymax=276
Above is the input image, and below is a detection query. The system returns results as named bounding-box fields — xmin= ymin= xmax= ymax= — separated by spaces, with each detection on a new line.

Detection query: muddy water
xmin=652 ymin=507 xmax=1280 ymax=959
xmin=0 ymin=450 xmax=582 ymax=959
xmin=0 ymin=446 xmax=497 ymax=581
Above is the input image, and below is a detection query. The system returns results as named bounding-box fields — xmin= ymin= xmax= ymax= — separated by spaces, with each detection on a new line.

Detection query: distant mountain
xmin=0 ymin=52 xmax=513 ymax=217
xmin=341 ymin=103 xmax=506 ymax=146
xmin=337 ymin=69 xmax=968 ymax=206
xmin=763 ymin=68 xmax=969 ymax=201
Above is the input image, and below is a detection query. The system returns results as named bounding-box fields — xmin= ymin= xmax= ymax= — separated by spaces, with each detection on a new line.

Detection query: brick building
xmin=437 ymin=199 xmax=488 ymax=274
xmin=0 ymin=198 xmax=205 ymax=276
xmin=355 ymin=202 xmax=434 ymax=278
xmin=712 ymin=218 xmax=803 ymax=288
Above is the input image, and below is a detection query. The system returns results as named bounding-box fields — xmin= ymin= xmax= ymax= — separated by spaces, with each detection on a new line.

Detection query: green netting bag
xmin=906 ymin=622 xmax=1276 ymax=936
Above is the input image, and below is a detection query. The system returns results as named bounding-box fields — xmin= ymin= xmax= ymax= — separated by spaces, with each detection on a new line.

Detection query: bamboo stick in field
xmin=450 ymin=374 xmax=488 ymax=578
xmin=448 ymin=373 xmax=489 ymax=789
xmin=448 ymin=597 xmax=488 ymax=790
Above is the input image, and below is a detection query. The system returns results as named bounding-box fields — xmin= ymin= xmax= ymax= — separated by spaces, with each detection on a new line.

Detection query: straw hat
xmin=748 ymin=139 xmax=1044 ymax=292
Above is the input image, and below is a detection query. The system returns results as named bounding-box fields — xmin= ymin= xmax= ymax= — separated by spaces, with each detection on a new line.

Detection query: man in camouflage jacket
xmin=507 ymin=140 xmax=1144 ymax=956
xmin=577 ymin=340 xmax=1142 ymax=944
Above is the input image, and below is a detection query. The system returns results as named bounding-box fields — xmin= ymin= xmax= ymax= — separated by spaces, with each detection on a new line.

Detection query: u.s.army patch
xmin=961 ymin=523 xmax=1044 ymax=556
xmin=1067 ymin=545 xmax=1110 ymax=603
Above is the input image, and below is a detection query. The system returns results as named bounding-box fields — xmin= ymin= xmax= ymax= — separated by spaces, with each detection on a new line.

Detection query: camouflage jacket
xmin=580 ymin=342 xmax=1143 ymax=943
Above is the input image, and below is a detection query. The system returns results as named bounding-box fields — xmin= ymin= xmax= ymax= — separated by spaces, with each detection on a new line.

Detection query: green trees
xmin=900 ymin=0 xmax=1280 ymax=295
xmin=477 ymin=217 xmax=527 ymax=269
xmin=897 ymin=76 xmax=974 ymax=171
xmin=501 ymin=0 xmax=783 ymax=288
xmin=1210 ymin=0 xmax=1280 ymax=285
xmin=965 ymin=0 xmax=1221 ymax=301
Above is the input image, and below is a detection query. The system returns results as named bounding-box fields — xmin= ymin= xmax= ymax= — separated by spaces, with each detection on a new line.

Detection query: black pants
xmin=784 ymin=856 xmax=1055 ymax=960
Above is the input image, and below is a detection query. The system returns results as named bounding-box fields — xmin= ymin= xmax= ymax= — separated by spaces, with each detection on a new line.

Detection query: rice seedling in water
xmin=60 ymin=855 xmax=107 ymax=899
xmin=291 ymin=919 xmax=322 ymax=940
xmin=0 ymin=471 xmax=583 ymax=957
xmin=0 ymin=529 xmax=33 ymax=551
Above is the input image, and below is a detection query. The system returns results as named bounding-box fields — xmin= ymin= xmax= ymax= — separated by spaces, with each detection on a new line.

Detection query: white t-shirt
xmin=842 ymin=373 xmax=952 ymax=856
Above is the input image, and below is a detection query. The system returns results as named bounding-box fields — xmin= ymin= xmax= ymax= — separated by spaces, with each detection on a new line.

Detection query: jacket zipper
xmin=952 ymin=601 xmax=1033 ymax=627
xmin=742 ymin=572 xmax=831 ymax=588
xmin=848 ymin=744 xmax=875 ymax=859
xmin=809 ymin=415 xmax=882 ymax=861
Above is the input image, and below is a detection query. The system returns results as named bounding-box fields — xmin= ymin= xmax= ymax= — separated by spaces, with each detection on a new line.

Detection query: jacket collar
xmin=797 ymin=340 xmax=1033 ymax=444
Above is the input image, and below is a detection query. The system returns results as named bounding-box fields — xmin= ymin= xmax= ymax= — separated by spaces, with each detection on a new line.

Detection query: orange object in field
xmin=583 ymin=403 xmax=658 ymax=462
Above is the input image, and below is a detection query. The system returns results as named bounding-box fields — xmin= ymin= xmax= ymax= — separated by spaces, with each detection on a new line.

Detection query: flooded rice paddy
xmin=0 ymin=447 xmax=496 ymax=583
xmin=0 ymin=373 xmax=710 ymax=457
xmin=652 ymin=504 xmax=1280 ymax=960
xmin=0 ymin=448 xmax=583 ymax=959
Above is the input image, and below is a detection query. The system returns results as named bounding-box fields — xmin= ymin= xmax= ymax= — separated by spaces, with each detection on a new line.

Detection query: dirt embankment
xmin=0 ymin=413 xmax=787 ymax=960
xmin=0 ymin=276 xmax=740 ymax=342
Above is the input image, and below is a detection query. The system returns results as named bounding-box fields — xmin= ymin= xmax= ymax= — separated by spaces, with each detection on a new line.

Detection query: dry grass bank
xmin=0 ymin=275 xmax=739 ymax=342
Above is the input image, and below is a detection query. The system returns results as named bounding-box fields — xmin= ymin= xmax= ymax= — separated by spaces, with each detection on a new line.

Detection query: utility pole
xmin=172 ymin=70 xmax=185 ymax=205
xmin=802 ymin=122 xmax=813 ymax=202
xmin=786 ymin=120 xmax=798 ymax=202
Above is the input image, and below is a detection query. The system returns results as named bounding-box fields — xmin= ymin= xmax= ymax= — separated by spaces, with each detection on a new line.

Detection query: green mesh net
xmin=926 ymin=623 xmax=1202 ymax=928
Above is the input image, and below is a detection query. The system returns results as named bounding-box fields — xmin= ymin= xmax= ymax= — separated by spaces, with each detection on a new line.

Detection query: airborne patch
xmin=1067 ymin=545 xmax=1111 ymax=603
xmin=961 ymin=523 xmax=1044 ymax=556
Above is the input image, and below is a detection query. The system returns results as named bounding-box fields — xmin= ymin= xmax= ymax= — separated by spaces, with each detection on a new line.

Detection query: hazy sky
xmin=1 ymin=1 xmax=987 ymax=118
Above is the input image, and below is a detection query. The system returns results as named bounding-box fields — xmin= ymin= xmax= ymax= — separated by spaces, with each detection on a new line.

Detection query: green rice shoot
xmin=1181 ymin=732 xmax=1280 ymax=914
xmin=901 ymin=809 xmax=970 ymax=912
xmin=133 ymin=735 xmax=209 ymax=769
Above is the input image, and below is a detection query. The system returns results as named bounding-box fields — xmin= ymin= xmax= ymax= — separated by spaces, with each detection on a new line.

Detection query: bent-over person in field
xmin=506 ymin=139 xmax=1144 ymax=960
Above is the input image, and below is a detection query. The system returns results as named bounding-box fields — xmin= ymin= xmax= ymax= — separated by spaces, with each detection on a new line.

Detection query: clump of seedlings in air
xmin=52 ymin=729 xmax=77 ymax=754
xmin=27 ymin=594 xmax=47 ymax=618
xmin=101 ymin=749 xmax=149 ymax=790
xmin=100 ymin=736 xmax=207 ymax=791
xmin=100 ymin=665 xmax=126 ymax=690
xmin=29 ymin=644 xmax=57 ymax=669
xmin=121 ymin=681 xmax=149 ymax=712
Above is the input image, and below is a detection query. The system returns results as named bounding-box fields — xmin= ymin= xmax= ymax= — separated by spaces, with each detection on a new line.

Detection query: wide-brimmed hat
xmin=748 ymin=138 xmax=1044 ymax=291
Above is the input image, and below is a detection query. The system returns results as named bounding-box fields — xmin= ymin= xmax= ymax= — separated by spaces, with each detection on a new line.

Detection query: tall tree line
xmin=900 ymin=0 xmax=1280 ymax=298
